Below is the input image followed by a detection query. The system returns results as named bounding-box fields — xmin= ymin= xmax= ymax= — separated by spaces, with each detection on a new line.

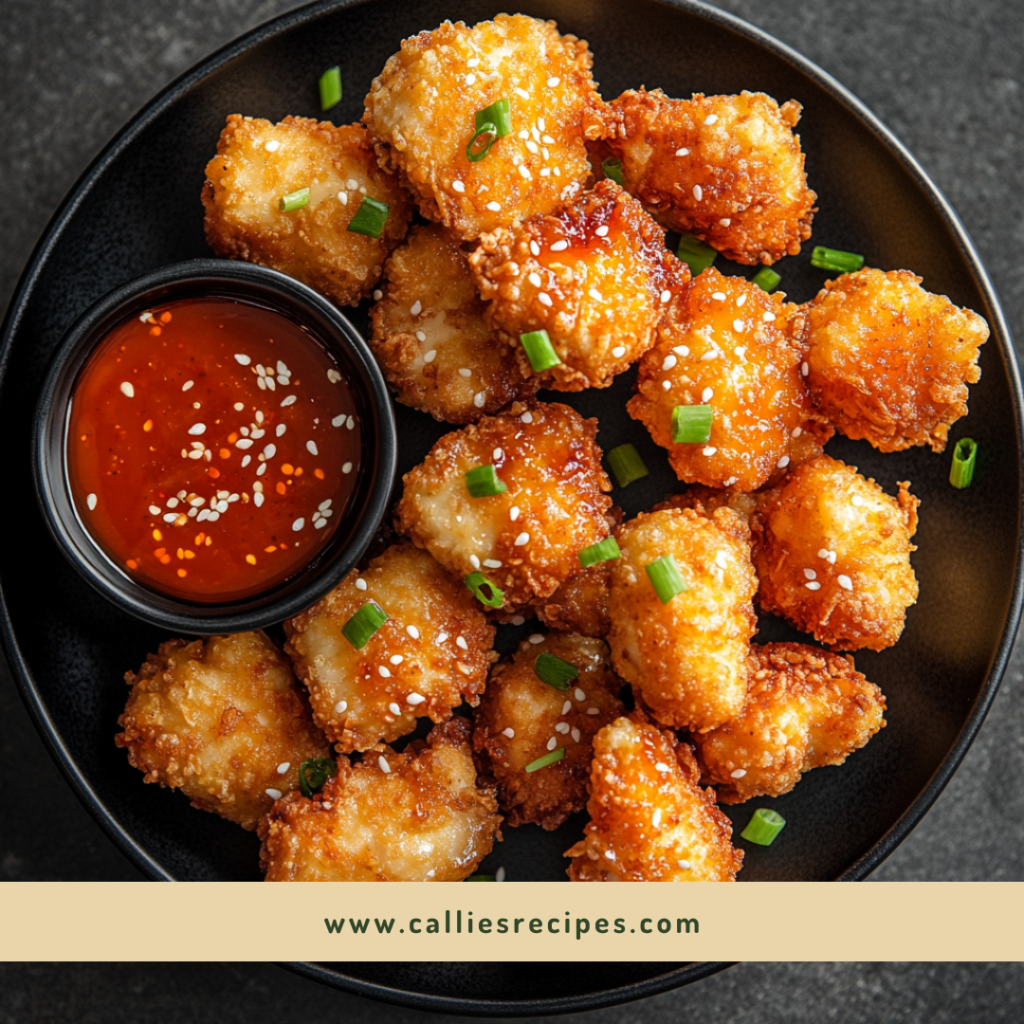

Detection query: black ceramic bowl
xmin=31 ymin=259 xmax=398 ymax=634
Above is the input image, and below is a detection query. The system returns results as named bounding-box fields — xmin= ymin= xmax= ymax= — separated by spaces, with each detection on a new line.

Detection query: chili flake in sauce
xmin=67 ymin=295 xmax=362 ymax=602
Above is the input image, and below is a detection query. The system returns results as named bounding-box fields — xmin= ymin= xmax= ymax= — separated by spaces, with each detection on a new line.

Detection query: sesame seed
xmin=233 ymin=402 xmax=244 ymax=411
xmin=254 ymin=493 xmax=264 ymax=508
xmin=538 ymin=292 xmax=552 ymax=307
xmin=84 ymin=493 xmax=98 ymax=511
xmin=355 ymin=577 xmax=367 ymax=591
xmin=346 ymin=178 xmax=358 ymax=190
xmin=483 ymin=558 xmax=502 ymax=568
xmin=661 ymin=355 xmax=678 ymax=371
xmin=571 ymin=728 xmax=581 ymax=743
xmin=652 ymin=808 xmax=662 ymax=827
xmin=467 ymin=57 xmax=480 ymax=67
xmin=406 ymin=625 xmax=420 ymax=640
xmin=423 ymin=350 xmax=437 ymax=364
xmin=804 ymin=568 xmax=817 ymax=580
xmin=792 ymin=426 xmax=803 ymax=437
xmin=732 ymin=318 xmax=745 ymax=333
xmin=334 ymin=700 xmax=348 ymax=714
xmin=550 ymin=239 xmax=568 ymax=252
xmin=712 ymin=291 xmax=726 ymax=301
xmin=486 ymin=201 xmax=501 ymax=211
xmin=838 ymin=575 xmax=854 ymax=591
xmin=547 ymin=76 xmax=560 ymax=87
xmin=801 ymin=361 xmax=809 ymax=376
xmin=693 ymin=184 xmax=703 ymax=201
xmin=736 ymin=293 xmax=747 ymax=308
xmin=515 ymin=87 xmax=530 ymax=100
xmin=720 ymin=218 xmax=732 ymax=226
xmin=595 ymin=225 xmax=610 ymax=238
xmin=569 ymin=689 xmax=584 ymax=704
xmin=456 ymin=636 xmax=469 ymax=651
xmin=372 ymin=289 xmax=382 ymax=301
xmin=612 ymin=345 xmax=626 ymax=358
xmin=281 ymin=395 xmax=297 ymax=407
xmin=526 ymin=139 xmax=539 ymax=154
xmin=777 ymin=456 xmax=790 ymax=469
xmin=410 ymin=300 xmax=422 ymax=316
xmin=292 ymin=518 xmax=304 ymax=531
xmin=347 ymin=416 xmax=356 ymax=429
xmin=704 ymin=114 xmax=718 ymax=125
xmin=556 ymin=722 xmax=570 ymax=734
xmin=817 ymin=549 xmax=831 ymax=560
xmin=662 ymin=380 xmax=672 ymax=391
xmin=407 ymin=692 xmax=425 ymax=705
xmin=511 ymin=615 xmax=525 ymax=625
xmin=495 ymin=866 xmax=507 ymax=882
xmin=276 ymin=424 xmax=286 ymax=437
xmin=702 ymin=387 xmax=713 ymax=402
xmin=514 ymin=532 xmax=530 ymax=546
xmin=528 ymin=272 xmax=542 ymax=287
xmin=529 ymin=634 xmax=544 ymax=645
xmin=276 ymin=762 xmax=290 ymax=775
xmin=388 ymin=701 xmax=401 ymax=715
xmin=518 ymin=165 xmax=531 ymax=180
xmin=673 ymin=345 xmax=690 ymax=357
xmin=852 ymin=495 xmax=864 ymax=507
xmin=703 ymin=446 xmax=717 ymax=456
xmin=521 ymin=411 xmax=533 ymax=423
xmin=655 ymin=762 xmax=670 ymax=772
xmin=233 ymin=353 xmax=251 ymax=366
xmin=587 ymin=707 xmax=600 ymax=715
xmin=806 ymin=581 xmax=822 ymax=591
xmin=530 ymin=240 xmax=541 ymax=256
xmin=378 ymin=756 xmax=390 ymax=774
xmin=562 ymin=700 xmax=572 ymax=715
xmin=764 ymin=311 xmax=776 ymax=322
xmin=675 ymin=147 xmax=689 ymax=157
xmin=415 ymin=330 xmax=426 ymax=342
xmin=547 ymin=737 xmax=558 ymax=751
xmin=337 ymin=191 xmax=348 ymax=205
xmin=660 ymin=289 xmax=672 ymax=304
xmin=474 ymin=391 xmax=485 ymax=407
xmin=342 ymin=462 xmax=353 ymax=474
xmin=502 ymin=727 xmax=515 ymax=738
xmin=470 ymin=554 xmax=481 ymax=569
xmin=589 ymin=288 xmax=603 ymax=301
xmin=265 ymin=788 xmax=282 ymax=800
xmin=327 ymin=368 xmax=342 ymax=383
xmin=452 ymin=180 xmax=465 ymax=193
xmin=716 ymin=551 xmax=728 ymax=569
xmin=466 ymin=73 xmax=476 ymax=85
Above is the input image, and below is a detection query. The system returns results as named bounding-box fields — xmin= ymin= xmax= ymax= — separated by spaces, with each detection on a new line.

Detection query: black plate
xmin=1 ymin=0 xmax=1021 ymax=1014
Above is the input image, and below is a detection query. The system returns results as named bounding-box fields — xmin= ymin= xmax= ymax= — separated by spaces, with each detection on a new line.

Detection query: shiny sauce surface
xmin=68 ymin=296 xmax=362 ymax=602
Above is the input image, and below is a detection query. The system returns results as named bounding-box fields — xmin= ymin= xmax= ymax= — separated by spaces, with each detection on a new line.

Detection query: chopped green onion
xmin=319 ymin=65 xmax=342 ymax=110
xmin=347 ymin=196 xmax=389 ymax=238
xmin=601 ymin=157 xmax=624 ymax=185
xmin=672 ymin=404 xmax=714 ymax=444
xmin=466 ymin=874 xmax=495 ymax=881
xmin=534 ymin=651 xmax=579 ymax=690
xmin=525 ymin=747 xmax=566 ymax=772
xmin=646 ymin=554 xmax=688 ymax=604
xmin=279 ymin=187 xmax=310 ymax=212
xmin=342 ymin=601 xmax=388 ymax=649
xmin=810 ymin=246 xmax=864 ymax=274
xmin=298 ymin=757 xmax=336 ymax=798
xmin=475 ymin=98 xmax=512 ymax=138
xmin=578 ymin=536 xmax=621 ymax=567
xmin=465 ymin=571 xmax=505 ymax=609
xmin=464 ymin=464 xmax=508 ymax=498
xmin=949 ymin=437 xmax=978 ymax=489
xmin=741 ymin=808 xmax=786 ymax=846
xmin=520 ymin=329 xmax=562 ymax=372
xmin=751 ymin=267 xmax=781 ymax=292
xmin=606 ymin=443 xmax=649 ymax=488
xmin=676 ymin=233 xmax=717 ymax=275
xmin=467 ymin=122 xmax=499 ymax=162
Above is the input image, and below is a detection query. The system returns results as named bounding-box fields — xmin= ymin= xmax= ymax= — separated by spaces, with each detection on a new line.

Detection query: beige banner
xmin=1 ymin=882 xmax=1022 ymax=961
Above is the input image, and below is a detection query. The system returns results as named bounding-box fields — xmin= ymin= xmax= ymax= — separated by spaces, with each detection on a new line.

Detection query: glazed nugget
xmin=751 ymin=455 xmax=920 ymax=652
xmin=203 ymin=116 xmax=413 ymax=305
xmin=369 ymin=224 xmax=535 ymax=423
xmin=284 ymin=542 xmax=495 ymax=753
xmin=396 ymin=401 xmax=613 ymax=610
xmin=259 ymin=718 xmax=500 ymax=881
xmin=566 ymin=714 xmax=742 ymax=881
xmin=628 ymin=268 xmax=832 ymax=492
xmin=534 ymin=561 xmax=611 ymax=637
xmin=473 ymin=633 xmax=623 ymax=829
xmin=600 ymin=89 xmax=816 ymax=265
xmin=609 ymin=507 xmax=757 ymax=732
xmin=800 ymin=268 xmax=989 ymax=452
xmin=470 ymin=181 xmax=689 ymax=390
xmin=116 ymin=632 xmax=329 ymax=830
xmin=364 ymin=15 xmax=602 ymax=241
xmin=692 ymin=642 xmax=886 ymax=803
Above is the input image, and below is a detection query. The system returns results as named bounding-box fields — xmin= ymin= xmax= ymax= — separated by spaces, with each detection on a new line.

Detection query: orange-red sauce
xmin=67 ymin=295 xmax=362 ymax=602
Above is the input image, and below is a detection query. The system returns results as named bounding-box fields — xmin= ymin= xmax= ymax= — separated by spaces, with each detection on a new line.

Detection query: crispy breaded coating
xmin=259 ymin=718 xmax=500 ymax=881
xmin=656 ymin=487 xmax=758 ymax=525
xmin=202 ymin=116 xmax=413 ymax=306
xmin=600 ymin=89 xmax=816 ymax=265
xmin=692 ymin=642 xmax=886 ymax=803
xmin=628 ymin=268 xmax=832 ymax=491
xmin=609 ymin=507 xmax=757 ymax=732
xmin=473 ymin=633 xmax=623 ymax=829
xmin=369 ymin=223 xmax=536 ymax=423
xmin=116 ymin=632 xmax=329 ymax=830
xmin=396 ymin=401 xmax=613 ymax=610
xmin=566 ymin=714 xmax=742 ymax=881
xmin=364 ymin=15 xmax=602 ymax=241
xmin=284 ymin=542 xmax=495 ymax=753
xmin=751 ymin=455 xmax=920 ymax=652
xmin=534 ymin=561 xmax=611 ymax=637
xmin=469 ymin=180 xmax=689 ymax=390
xmin=799 ymin=268 xmax=989 ymax=452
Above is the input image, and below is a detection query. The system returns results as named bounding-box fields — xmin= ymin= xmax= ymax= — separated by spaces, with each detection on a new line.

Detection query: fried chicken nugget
xmin=609 ymin=507 xmax=757 ymax=732
xmin=628 ymin=268 xmax=832 ymax=491
xmin=284 ymin=541 xmax=495 ymax=753
xmin=566 ymin=713 xmax=742 ymax=881
xmin=473 ymin=633 xmax=624 ymax=829
xmin=656 ymin=487 xmax=757 ymax=525
xmin=363 ymin=15 xmax=603 ymax=241
xmin=396 ymin=401 xmax=613 ymax=610
xmin=259 ymin=718 xmax=500 ymax=881
xmin=799 ymin=268 xmax=989 ymax=452
xmin=369 ymin=223 xmax=536 ymax=423
xmin=599 ymin=89 xmax=816 ymax=265
xmin=692 ymin=642 xmax=886 ymax=803
xmin=533 ymin=561 xmax=611 ymax=637
xmin=116 ymin=632 xmax=330 ymax=830
xmin=469 ymin=180 xmax=690 ymax=390
xmin=751 ymin=455 xmax=920 ymax=652
xmin=202 ymin=116 xmax=413 ymax=306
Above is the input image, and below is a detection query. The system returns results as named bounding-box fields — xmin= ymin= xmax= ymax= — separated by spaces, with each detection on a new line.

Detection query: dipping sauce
xmin=67 ymin=295 xmax=362 ymax=602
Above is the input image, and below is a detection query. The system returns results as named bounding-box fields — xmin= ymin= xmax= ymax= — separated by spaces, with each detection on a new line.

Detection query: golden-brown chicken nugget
xmin=692 ymin=642 xmax=886 ymax=803
xmin=116 ymin=632 xmax=330 ymax=830
xmin=751 ymin=455 xmax=919 ymax=652
xmin=469 ymin=180 xmax=689 ymax=390
xmin=285 ymin=542 xmax=494 ymax=754
xmin=203 ymin=116 xmax=413 ymax=306
xmin=259 ymin=718 xmax=500 ymax=881
xmin=655 ymin=487 xmax=758 ymax=524
xmin=533 ymin=561 xmax=611 ymax=637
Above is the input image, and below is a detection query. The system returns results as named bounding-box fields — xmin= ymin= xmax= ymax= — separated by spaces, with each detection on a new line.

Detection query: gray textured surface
xmin=2 ymin=0 xmax=1023 ymax=1017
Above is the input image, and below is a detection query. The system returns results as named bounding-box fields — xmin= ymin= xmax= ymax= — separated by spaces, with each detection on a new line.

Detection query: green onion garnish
xmin=298 ymin=757 xmax=336 ymax=798
xmin=464 ymin=464 xmax=508 ymax=498
xmin=578 ymin=536 xmax=621 ymax=568
xmin=741 ymin=808 xmax=786 ymax=846
xmin=466 ymin=874 xmax=495 ymax=881
xmin=279 ymin=187 xmax=311 ymax=212
xmin=751 ymin=267 xmax=781 ymax=292
xmin=341 ymin=601 xmax=388 ymax=649
xmin=646 ymin=554 xmax=688 ymax=604
xmin=676 ymin=233 xmax=717 ymax=275
xmin=475 ymin=98 xmax=512 ymax=138
xmin=810 ymin=246 xmax=864 ymax=274
xmin=601 ymin=157 xmax=624 ymax=185
xmin=534 ymin=651 xmax=579 ymax=690
xmin=319 ymin=65 xmax=342 ymax=110
xmin=949 ymin=437 xmax=978 ymax=489
xmin=347 ymin=196 xmax=389 ymax=238
xmin=465 ymin=571 xmax=505 ymax=609
xmin=519 ymin=329 xmax=561 ymax=372
xmin=467 ymin=123 xmax=498 ymax=162
xmin=672 ymin=404 xmax=714 ymax=444
xmin=525 ymin=747 xmax=566 ymax=772
xmin=606 ymin=443 xmax=649 ymax=488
